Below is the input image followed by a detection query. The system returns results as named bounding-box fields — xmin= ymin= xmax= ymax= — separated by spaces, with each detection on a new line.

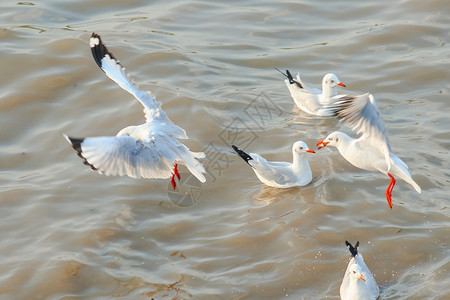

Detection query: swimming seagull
xmin=316 ymin=93 xmax=421 ymax=209
xmin=64 ymin=33 xmax=206 ymax=190
xmin=340 ymin=241 xmax=379 ymax=300
xmin=276 ymin=68 xmax=346 ymax=116
xmin=232 ymin=141 xmax=315 ymax=188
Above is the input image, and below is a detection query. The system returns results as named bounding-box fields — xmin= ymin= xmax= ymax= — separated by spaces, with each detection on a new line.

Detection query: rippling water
xmin=0 ymin=0 xmax=449 ymax=299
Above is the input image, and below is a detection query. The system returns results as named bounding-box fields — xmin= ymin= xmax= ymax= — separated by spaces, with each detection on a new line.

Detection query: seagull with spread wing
xmin=64 ymin=33 xmax=206 ymax=190
xmin=316 ymin=93 xmax=421 ymax=208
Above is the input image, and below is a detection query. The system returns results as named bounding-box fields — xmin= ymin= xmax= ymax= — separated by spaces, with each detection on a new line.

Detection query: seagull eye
xmin=353 ymin=271 xmax=356 ymax=274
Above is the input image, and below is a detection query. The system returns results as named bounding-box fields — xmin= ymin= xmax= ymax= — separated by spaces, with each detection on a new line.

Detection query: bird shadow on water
xmin=249 ymin=168 xmax=330 ymax=208
xmin=250 ymin=185 xmax=301 ymax=207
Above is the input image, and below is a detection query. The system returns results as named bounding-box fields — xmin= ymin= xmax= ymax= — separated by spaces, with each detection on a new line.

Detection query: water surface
xmin=0 ymin=0 xmax=449 ymax=299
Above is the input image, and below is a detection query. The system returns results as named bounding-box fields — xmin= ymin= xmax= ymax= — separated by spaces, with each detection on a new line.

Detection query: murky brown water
xmin=0 ymin=0 xmax=449 ymax=299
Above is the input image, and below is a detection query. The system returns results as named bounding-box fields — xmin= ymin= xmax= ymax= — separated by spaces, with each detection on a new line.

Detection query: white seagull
xmin=232 ymin=141 xmax=315 ymax=188
xmin=316 ymin=93 xmax=421 ymax=209
xmin=278 ymin=69 xmax=346 ymax=116
xmin=340 ymin=241 xmax=379 ymax=300
xmin=64 ymin=33 xmax=206 ymax=190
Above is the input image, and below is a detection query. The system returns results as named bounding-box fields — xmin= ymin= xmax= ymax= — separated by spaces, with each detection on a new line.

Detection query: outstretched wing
xmin=65 ymin=134 xmax=174 ymax=179
xmin=90 ymin=33 xmax=187 ymax=139
xmin=64 ymin=134 xmax=206 ymax=182
xmin=332 ymin=93 xmax=391 ymax=170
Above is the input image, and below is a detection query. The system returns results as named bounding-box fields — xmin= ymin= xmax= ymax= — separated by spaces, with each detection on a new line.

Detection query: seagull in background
xmin=277 ymin=68 xmax=346 ymax=116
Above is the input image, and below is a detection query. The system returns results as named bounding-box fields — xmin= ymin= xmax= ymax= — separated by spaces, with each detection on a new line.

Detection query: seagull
xmin=340 ymin=241 xmax=379 ymax=300
xmin=64 ymin=33 xmax=206 ymax=190
xmin=277 ymin=69 xmax=346 ymax=116
xmin=232 ymin=141 xmax=315 ymax=188
xmin=316 ymin=93 xmax=421 ymax=209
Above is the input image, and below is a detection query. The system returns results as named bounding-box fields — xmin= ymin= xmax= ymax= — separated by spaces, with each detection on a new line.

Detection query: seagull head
xmin=293 ymin=141 xmax=315 ymax=154
xmin=323 ymin=73 xmax=346 ymax=89
xmin=349 ymin=263 xmax=366 ymax=282
xmin=316 ymin=132 xmax=342 ymax=149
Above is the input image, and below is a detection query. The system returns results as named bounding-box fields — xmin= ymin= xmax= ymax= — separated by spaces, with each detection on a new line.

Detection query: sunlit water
xmin=0 ymin=0 xmax=448 ymax=299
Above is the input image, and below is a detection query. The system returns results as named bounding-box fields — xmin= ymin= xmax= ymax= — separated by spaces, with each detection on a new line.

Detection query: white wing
xmin=355 ymin=254 xmax=380 ymax=299
xmin=332 ymin=93 xmax=391 ymax=170
xmin=250 ymin=154 xmax=294 ymax=186
xmin=285 ymin=80 xmax=335 ymax=116
xmin=64 ymin=134 xmax=206 ymax=182
xmin=90 ymin=33 xmax=187 ymax=139
xmin=340 ymin=257 xmax=354 ymax=299
xmin=295 ymin=73 xmax=322 ymax=94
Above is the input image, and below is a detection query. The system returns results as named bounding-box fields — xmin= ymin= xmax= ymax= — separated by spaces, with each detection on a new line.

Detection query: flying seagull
xmin=64 ymin=33 xmax=206 ymax=190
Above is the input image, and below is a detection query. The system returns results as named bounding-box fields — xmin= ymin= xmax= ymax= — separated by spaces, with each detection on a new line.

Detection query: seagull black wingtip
xmin=64 ymin=135 xmax=98 ymax=171
xmin=286 ymin=69 xmax=293 ymax=82
xmin=274 ymin=67 xmax=288 ymax=78
xmin=286 ymin=69 xmax=303 ymax=88
xmin=90 ymin=32 xmax=117 ymax=71
xmin=345 ymin=240 xmax=360 ymax=257
xmin=232 ymin=145 xmax=253 ymax=165
xmin=67 ymin=136 xmax=84 ymax=154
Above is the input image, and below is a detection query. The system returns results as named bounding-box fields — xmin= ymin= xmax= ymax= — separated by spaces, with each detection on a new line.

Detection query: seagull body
xmin=340 ymin=241 xmax=379 ymax=300
xmin=281 ymin=69 xmax=346 ymax=116
xmin=232 ymin=141 xmax=315 ymax=188
xmin=64 ymin=33 xmax=206 ymax=189
xmin=317 ymin=93 xmax=421 ymax=208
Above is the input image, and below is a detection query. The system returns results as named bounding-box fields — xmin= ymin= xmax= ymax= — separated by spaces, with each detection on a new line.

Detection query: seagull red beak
xmin=316 ymin=140 xmax=329 ymax=149
xmin=359 ymin=274 xmax=366 ymax=281
xmin=337 ymin=82 xmax=346 ymax=87
xmin=306 ymin=149 xmax=315 ymax=153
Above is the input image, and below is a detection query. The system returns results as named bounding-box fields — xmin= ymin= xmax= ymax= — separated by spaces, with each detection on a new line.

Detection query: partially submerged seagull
xmin=277 ymin=69 xmax=346 ymax=116
xmin=64 ymin=33 xmax=206 ymax=190
xmin=232 ymin=141 xmax=315 ymax=188
xmin=316 ymin=93 xmax=421 ymax=209
xmin=340 ymin=241 xmax=379 ymax=300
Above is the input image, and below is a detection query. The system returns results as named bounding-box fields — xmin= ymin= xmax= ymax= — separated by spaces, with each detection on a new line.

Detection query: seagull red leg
xmin=170 ymin=163 xmax=180 ymax=190
xmin=170 ymin=174 xmax=176 ymax=190
xmin=174 ymin=163 xmax=181 ymax=180
xmin=385 ymin=173 xmax=396 ymax=209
